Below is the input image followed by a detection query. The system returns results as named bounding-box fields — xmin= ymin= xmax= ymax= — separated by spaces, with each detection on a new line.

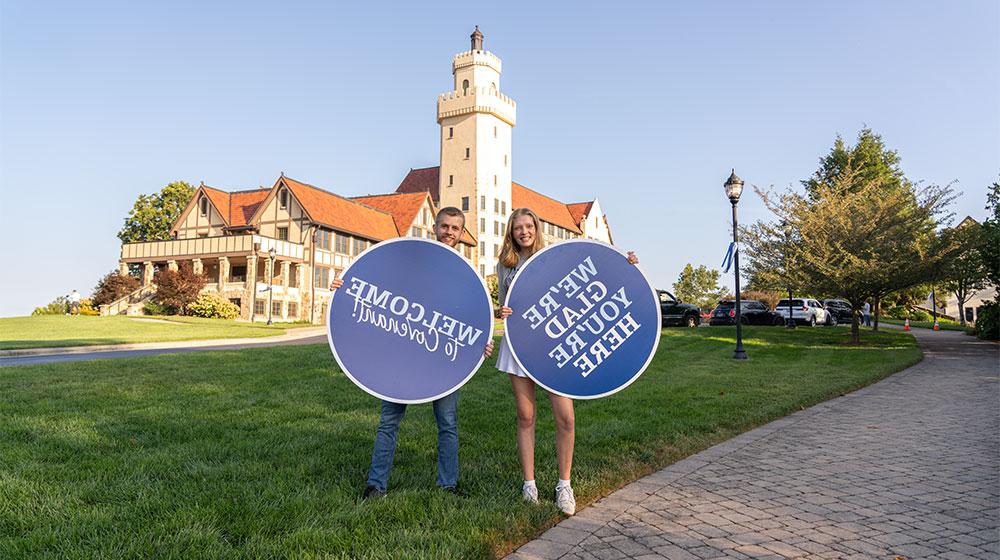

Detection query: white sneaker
xmin=555 ymin=485 xmax=576 ymax=515
xmin=522 ymin=483 xmax=539 ymax=503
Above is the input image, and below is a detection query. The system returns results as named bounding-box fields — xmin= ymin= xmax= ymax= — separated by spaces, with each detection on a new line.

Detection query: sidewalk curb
xmin=0 ymin=327 xmax=326 ymax=358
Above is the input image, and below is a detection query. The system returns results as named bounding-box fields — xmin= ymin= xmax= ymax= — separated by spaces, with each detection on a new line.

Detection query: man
xmin=862 ymin=300 xmax=871 ymax=327
xmin=330 ymin=207 xmax=493 ymax=499
xmin=68 ymin=289 xmax=81 ymax=316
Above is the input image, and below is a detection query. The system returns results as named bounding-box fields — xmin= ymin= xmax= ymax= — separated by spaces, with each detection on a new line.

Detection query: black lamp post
xmin=724 ymin=170 xmax=748 ymax=360
xmin=782 ymin=221 xmax=796 ymax=329
xmin=266 ymin=247 xmax=276 ymax=325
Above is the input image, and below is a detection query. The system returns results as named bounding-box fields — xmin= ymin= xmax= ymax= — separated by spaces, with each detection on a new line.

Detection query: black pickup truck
xmin=657 ymin=290 xmax=702 ymax=327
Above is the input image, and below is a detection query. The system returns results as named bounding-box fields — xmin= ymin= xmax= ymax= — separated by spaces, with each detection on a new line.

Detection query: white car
xmin=774 ymin=298 xmax=831 ymax=327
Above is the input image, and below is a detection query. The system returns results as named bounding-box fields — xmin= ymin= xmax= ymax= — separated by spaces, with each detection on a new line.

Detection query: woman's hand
xmin=329 ymin=277 xmax=344 ymax=291
xmin=627 ymin=251 xmax=639 ymax=265
xmin=496 ymin=306 xmax=513 ymax=320
xmin=484 ymin=340 xmax=494 ymax=358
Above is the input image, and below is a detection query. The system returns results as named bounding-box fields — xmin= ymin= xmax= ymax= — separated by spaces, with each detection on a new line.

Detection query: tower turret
xmin=471 ymin=25 xmax=483 ymax=51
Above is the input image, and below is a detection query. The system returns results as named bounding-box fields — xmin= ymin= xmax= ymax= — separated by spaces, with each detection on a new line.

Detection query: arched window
xmin=462 ymin=79 xmax=469 ymax=94
xmin=199 ymin=196 xmax=208 ymax=216
xmin=278 ymin=188 xmax=288 ymax=209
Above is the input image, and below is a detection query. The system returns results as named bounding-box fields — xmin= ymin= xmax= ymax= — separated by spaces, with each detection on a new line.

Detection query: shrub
xmin=885 ymin=306 xmax=908 ymax=319
xmin=975 ymin=300 xmax=999 ymax=341
xmin=79 ymin=299 xmax=99 ymax=316
xmin=92 ymin=270 xmax=141 ymax=306
xmin=32 ymin=296 xmax=68 ymax=315
xmin=188 ymin=293 xmax=240 ymax=320
xmin=743 ymin=290 xmax=780 ymax=310
xmin=143 ymin=300 xmax=172 ymax=316
xmin=153 ymin=262 xmax=207 ymax=315
xmin=909 ymin=309 xmax=932 ymax=322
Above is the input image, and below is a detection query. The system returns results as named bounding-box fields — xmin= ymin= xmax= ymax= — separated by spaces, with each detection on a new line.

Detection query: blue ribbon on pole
xmin=721 ymin=242 xmax=737 ymax=273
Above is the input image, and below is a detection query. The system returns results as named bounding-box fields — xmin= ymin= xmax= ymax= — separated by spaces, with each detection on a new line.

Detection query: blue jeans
xmin=366 ymin=391 xmax=459 ymax=492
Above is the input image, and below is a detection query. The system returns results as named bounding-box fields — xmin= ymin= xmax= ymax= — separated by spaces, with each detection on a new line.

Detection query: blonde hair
xmin=499 ymin=208 xmax=545 ymax=268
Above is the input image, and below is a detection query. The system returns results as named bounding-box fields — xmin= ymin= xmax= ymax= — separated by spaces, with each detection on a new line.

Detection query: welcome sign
xmin=327 ymin=238 xmax=493 ymax=404
xmin=504 ymin=240 xmax=661 ymax=399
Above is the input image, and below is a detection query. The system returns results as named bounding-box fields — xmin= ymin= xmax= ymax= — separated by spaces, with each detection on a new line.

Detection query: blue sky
xmin=1 ymin=1 xmax=997 ymax=317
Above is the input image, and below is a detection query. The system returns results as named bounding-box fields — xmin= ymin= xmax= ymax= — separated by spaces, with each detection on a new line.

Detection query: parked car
xmin=822 ymin=299 xmax=854 ymax=325
xmin=709 ymin=299 xmax=784 ymax=326
xmin=775 ymin=298 xmax=830 ymax=326
xmin=657 ymin=290 xmax=702 ymax=327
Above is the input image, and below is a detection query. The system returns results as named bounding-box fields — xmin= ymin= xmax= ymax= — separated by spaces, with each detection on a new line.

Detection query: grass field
xmin=0 ymin=326 xmax=921 ymax=559
xmin=0 ymin=315 xmax=316 ymax=351
xmin=878 ymin=317 xmax=971 ymax=332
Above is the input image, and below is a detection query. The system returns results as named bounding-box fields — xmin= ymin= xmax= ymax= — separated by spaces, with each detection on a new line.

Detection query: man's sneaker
xmin=522 ymin=484 xmax=539 ymax=504
xmin=442 ymin=485 xmax=459 ymax=495
xmin=555 ymin=485 xmax=576 ymax=515
xmin=362 ymin=485 xmax=386 ymax=500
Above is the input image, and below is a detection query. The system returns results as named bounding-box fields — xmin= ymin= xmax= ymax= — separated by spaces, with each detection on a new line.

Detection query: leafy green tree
xmin=802 ymin=128 xmax=908 ymax=199
xmin=118 ymin=181 xmax=195 ymax=243
xmin=941 ymin=221 xmax=988 ymax=325
xmin=980 ymin=179 xmax=1000 ymax=289
xmin=672 ymin=264 xmax=727 ymax=311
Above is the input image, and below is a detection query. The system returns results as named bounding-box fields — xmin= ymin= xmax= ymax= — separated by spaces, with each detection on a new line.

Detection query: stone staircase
xmin=99 ymin=284 xmax=157 ymax=316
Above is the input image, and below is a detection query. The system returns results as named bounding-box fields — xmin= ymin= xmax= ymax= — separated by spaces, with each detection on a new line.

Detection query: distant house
xmin=917 ymin=216 xmax=996 ymax=324
xmin=106 ymin=29 xmax=614 ymax=323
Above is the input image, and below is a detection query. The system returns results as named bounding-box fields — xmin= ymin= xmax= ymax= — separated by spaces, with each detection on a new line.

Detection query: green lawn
xmin=0 ymin=315 xmax=316 ymax=351
xmin=0 ymin=327 xmax=921 ymax=559
xmin=879 ymin=317 xmax=970 ymax=332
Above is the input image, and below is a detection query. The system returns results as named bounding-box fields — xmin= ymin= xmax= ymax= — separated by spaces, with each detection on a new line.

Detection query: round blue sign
xmin=504 ymin=240 xmax=661 ymax=399
xmin=327 ymin=238 xmax=493 ymax=404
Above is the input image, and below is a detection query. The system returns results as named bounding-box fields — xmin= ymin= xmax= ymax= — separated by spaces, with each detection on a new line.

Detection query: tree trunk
xmin=956 ymin=286 xmax=967 ymax=326
xmin=851 ymin=307 xmax=860 ymax=345
xmin=873 ymin=296 xmax=881 ymax=332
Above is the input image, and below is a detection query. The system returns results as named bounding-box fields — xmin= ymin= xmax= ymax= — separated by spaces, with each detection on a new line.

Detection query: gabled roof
xmin=227 ymin=189 xmax=270 ymax=227
xmin=352 ymin=192 xmax=431 ymax=236
xmin=201 ymin=186 xmax=233 ymax=223
xmin=566 ymin=201 xmax=593 ymax=227
xmin=512 ymin=182 xmax=583 ymax=234
xmin=279 ymin=176 xmax=399 ymax=241
xmin=396 ymin=166 xmax=440 ymax=201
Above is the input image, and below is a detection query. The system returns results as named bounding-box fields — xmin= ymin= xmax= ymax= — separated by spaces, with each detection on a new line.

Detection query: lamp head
xmin=268 ymin=247 xmax=276 ymax=258
xmin=724 ymin=169 xmax=744 ymax=204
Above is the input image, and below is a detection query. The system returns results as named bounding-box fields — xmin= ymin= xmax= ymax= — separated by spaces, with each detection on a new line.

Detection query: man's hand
xmin=627 ymin=251 xmax=639 ymax=265
xmin=329 ymin=277 xmax=344 ymax=291
xmin=496 ymin=306 xmax=513 ymax=320
xmin=484 ymin=340 xmax=494 ymax=358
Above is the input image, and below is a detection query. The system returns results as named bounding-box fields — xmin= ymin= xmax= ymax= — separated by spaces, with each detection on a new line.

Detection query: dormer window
xmin=278 ymin=189 xmax=288 ymax=209
xmin=199 ymin=196 xmax=208 ymax=217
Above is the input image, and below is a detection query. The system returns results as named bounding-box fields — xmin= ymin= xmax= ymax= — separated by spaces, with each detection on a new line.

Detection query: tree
xmin=91 ymin=270 xmax=141 ymax=307
xmin=152 ymin=262 xmax=206 ymax=315
xmin=672 ymin=264 xmax=728 ymax=311
xmin=118 ymin=181 xmax=195 ymax=243
xmin=980 ymin=179 xmax=1000 ymax=289
xmin=746 ymin=147 xmax=956 ymax=344
xmin=940 ymin=221 xmax=988 ymax=325
xmin=802 ymin=128 xmax=907 ymax=199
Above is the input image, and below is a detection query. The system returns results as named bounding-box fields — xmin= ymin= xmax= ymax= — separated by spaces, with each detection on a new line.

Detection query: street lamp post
xmin=724 ymin=170 xmax=748 ymax=360
xmin=783 ymin=222 xmax=796 ymax=329
xmin=266 ymin=247 xmax=276 ymax=325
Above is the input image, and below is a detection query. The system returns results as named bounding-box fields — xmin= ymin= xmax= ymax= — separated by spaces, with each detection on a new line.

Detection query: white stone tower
xmin=437 ymin=27 xmax=516 ymax=277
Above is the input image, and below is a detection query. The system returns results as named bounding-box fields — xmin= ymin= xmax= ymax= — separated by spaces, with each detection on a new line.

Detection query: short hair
xmin=435 ymin=206 xmax=465 ymax=226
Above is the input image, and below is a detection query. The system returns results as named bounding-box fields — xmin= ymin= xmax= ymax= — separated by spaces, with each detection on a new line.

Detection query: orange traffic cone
xmin=904 ymin=318 xmax=910 ymax=331
xmin=933 ymin=320 xmax=940 ymax=331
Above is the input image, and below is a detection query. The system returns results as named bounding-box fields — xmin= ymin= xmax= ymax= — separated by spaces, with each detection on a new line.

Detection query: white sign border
xmin=326 ymin=237 xmax=494 ymax=404
xmin=503 ymin=238 xmax=662 ymax=400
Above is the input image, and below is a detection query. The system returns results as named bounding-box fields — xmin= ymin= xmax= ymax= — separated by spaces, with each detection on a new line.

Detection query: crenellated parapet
xmin=437 ymin=85 xmax=517 ymax=126
xmin=452 ymin=50 xmax=502 ymax=74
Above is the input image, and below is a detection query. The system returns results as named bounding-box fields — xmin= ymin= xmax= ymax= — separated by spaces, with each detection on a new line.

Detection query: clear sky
xmin=1 ymin=1 xmax=997 ymax=317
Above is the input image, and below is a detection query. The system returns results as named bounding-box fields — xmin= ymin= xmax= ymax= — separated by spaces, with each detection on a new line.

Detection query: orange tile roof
xmin=229 ymin=190 xmax=269 ymax=226
xmin=352 ymin=192 xmax=430 ymax=236
xmin=201 ymin=186 xmax=233 ymax=224
xmin=395 ymin=166 xmax=440 ymax=200
xmin=280 ymin=176 xmax=398 ymax=241
xmin=512 ymin=182 xmax=582 ymax=234
xmin=566 ymin=201 xmax=593 ymax=227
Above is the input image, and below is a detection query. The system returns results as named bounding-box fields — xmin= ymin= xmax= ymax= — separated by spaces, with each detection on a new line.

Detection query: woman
xmin=495 ymin=208 xmax=578 ymax=513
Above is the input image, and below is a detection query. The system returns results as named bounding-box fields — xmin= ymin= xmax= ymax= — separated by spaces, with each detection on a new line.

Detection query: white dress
xmin=496 ymin=255 xmax=529 ymax=378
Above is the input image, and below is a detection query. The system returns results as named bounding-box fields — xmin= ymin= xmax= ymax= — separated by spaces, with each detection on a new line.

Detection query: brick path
xmin=506 ymin=328 xmax=999 ymax=559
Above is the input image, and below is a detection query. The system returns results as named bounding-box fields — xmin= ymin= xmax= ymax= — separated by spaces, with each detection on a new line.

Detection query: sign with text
xmin=504 ymin=240 xmax=661 ymax=399
xmin=327 ymin=238 xmax=493 ymax=404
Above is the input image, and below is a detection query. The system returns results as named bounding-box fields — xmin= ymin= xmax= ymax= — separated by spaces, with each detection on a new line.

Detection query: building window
xmin=254 ymin=299 xmax=266 ymax=315
xmin=425 ymin=230 xmax=434 ymax=239
xmin=494 ymin=198 xmax=499 ymax=213
xmin=279 ymin=189 xmax=288 ymax=209
xmin=494 ymin=126 xmax=497 ymax=138
xmin=229 ymin=298 xmax=241 ymax=309
xmin=480 ymin=195 xmax=486 ymax=210
xmin=494 ymin=221 xmax=500 ymax=236
xmin=411 ymin=226 xmax=421 ymax=237
xmin=501 ymin=201 xmax=506 ymax=215
xmin=335 ymin=233 xmax=349 ymax=254
xmin=480 ymin=264 xmax=486 ymax=276
xmin=494 ymin=175 xmax=497 ymax=186
xmin=277 ymin=227 xmax=288 ymax=241
xmin=479 ymin=242 xmax=486 ymax=256
xmin=461 ymin=197 xmax=469 ymax=211
xmin=289 ymin=267 xmax=298 ymax=288
xmin=231 ymin=265 xmax=247 ymax=282
xmin=480 ymin=218 xmax=486 ymax=233
xmin=288 ymin=302 xmax=298 ymax=318
xmin=316 ymin=230 xmax=331 ymax=251
xmin=449 ymin=175 xmax=453 ymax=186
xmin=462 ymin=79 xmax=469 ymax=93
xmin=271 ymin=301 xmax=283 ymax=318
xmin=352 ymin=238 xmax=367 ymax=256
xmin=504 ymin=154 xmax=508 ymax=167
xmin=313 ymin=266 xmax=330 ymax=288
xmin=448 ymin=127 xmax=453 ymax=138
xmin=465 ymin=147 xmax=470 ymax=159
xmin=198 ymin=233 xmax=208 ymax=238
xmin=199 ymin=196 xmax=208 ymax=216
xmin=493 ymin=245 xmax=500 ymax=258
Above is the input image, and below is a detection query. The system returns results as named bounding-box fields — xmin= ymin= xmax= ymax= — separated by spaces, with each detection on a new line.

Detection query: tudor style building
xmin=106 ymin=29 xmax=613 ymax=323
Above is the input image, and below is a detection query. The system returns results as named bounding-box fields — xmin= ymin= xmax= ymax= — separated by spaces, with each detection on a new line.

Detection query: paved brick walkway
xmin=506 ymin=329 xmax=999 ymax=560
